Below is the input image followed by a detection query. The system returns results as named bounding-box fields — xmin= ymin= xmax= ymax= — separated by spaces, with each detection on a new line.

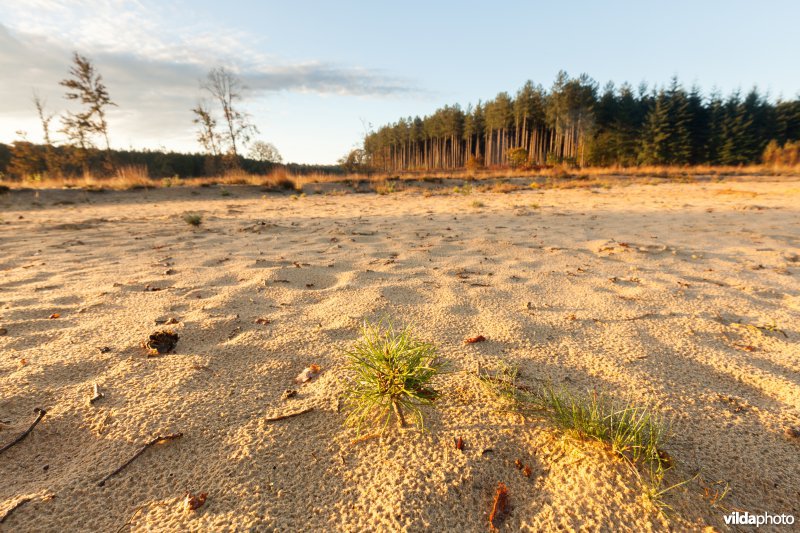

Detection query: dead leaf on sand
xmin=466 ymin=335 xmax=486 ymax=344
xmin=182 ymin=492 xmax=207 ymax=512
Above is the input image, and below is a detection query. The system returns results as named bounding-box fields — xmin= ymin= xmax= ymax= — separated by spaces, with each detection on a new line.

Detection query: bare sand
xmin=1 ymin=179 xmax=799 ymax=531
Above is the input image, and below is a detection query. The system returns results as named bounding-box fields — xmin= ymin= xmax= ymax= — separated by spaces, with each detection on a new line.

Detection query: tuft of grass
xmin=534 ymin=386 xmax=668 ymax=467
xmin=471 ymin=200 xmax=485 ymax=208
xmin=183 ymin=213 xmax=202 ymax=226
xmin=343 ymin=320 xmax=443 ymax=434
xmin=481 ymin=368 xmax=677 ymax=509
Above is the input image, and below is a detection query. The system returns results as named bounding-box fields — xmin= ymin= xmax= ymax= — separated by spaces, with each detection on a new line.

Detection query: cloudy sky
xmin=1 ymin=0 xmax=799 ymax=164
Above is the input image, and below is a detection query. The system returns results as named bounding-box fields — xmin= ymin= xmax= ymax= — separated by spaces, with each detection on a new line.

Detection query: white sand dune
xmin=1 ymin=179 xmax=798 ymax=531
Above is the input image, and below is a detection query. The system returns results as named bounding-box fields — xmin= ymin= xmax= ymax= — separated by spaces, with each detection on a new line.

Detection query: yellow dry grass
xmin=1 ymin=163 xmax=798 ymax=192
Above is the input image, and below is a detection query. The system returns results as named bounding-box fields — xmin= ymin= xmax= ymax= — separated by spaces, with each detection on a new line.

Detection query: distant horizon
xmin=2 ymin=0 xmax=799 ymax=164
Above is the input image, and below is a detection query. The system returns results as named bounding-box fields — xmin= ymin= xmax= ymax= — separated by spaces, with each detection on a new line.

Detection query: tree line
xmin=3 ymin=53 xmax=289 ymax=180
xmin=363 ymin=71 xmax=800 ymax=171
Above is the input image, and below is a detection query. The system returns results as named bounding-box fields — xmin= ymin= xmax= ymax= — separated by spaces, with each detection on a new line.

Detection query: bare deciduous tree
xmin=201 ymin=67 xmax=258 ymax=157
xmin=32 ymin=90 xmax=58 ymax=175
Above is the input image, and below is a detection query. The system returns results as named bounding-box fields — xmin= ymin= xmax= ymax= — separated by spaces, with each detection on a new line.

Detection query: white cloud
xmin=0 ymin=0 xmax=416 ymax=152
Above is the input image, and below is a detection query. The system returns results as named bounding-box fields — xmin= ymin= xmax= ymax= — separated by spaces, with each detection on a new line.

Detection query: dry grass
xmin=0 ymin=167 xmax=304 ymax=191
xmin=1 ymin=163 xmax=797 ymax=192
xmin=380 ymin=163 xmax=800 ymax=181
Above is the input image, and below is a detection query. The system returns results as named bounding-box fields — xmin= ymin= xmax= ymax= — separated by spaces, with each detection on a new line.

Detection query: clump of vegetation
xmin=183 ymin=213 xmax=202 ymax=226
xmin=481 ymin=366 xmax=675 ymax=506
xmin=375 ymin=179 xmax=398 ymax=195
xmin=507 ymin=147 xmax=529 ymax=169
xmin=535 ymin=386 xmax=668 ymax=467
xmin=471 ymin=200 xmax=484 ymax=208
xmin=343 ymin=320 xmax=443 ymax=434
xmin=763 ymin=139 xmax=799 ymax=167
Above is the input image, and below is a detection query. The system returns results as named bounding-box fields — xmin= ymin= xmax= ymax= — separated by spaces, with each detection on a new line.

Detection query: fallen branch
xmin=265 ymin=407 xmax=314 ymax=422
xmin=0 ymin=497 xmax=32 ymax=524
xmin=0 ymin=408 xmax=47 ymax=457
xmin=97 ymin=433 xmax=183 ymax=487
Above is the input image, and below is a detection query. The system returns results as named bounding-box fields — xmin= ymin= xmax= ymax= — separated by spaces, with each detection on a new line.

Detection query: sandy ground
xmin=1 ymin=179 xmax=799 ymax=531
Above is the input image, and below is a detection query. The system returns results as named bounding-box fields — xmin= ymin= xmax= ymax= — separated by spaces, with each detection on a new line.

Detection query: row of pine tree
xmin=364 ymin=72 xmax=800 ymax=171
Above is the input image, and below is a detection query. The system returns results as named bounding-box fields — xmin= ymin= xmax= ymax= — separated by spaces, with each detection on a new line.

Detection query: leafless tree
xmin=201 ymin=67 xmax=258 ymax=157
xmin=32 ymin=90 xmax=58 ymax=174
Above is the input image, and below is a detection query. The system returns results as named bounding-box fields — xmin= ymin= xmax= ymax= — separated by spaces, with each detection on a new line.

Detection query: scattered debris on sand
xmin=143 ymin=330 xmax=179 ymax=356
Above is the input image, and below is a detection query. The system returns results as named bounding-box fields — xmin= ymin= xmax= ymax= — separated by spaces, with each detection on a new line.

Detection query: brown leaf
xmin=49 ymin=313 xmax=60 ymax=319
xmin=19 ymin=358 xmax=27 ymax=367
xmin=489 ymin=482 xmax=508 ymax=530
xmin=182 ymin=492 xmax=207 ymax=512
xmin=254 ymin=318 xmax=271 ymax=325
xmin=522 ymin=465 xmax=532 ymax=477
xmin=466 ymin=335 xmax=486 ymax=344
xmin=454 ymin=437 xmax=464 ymax=451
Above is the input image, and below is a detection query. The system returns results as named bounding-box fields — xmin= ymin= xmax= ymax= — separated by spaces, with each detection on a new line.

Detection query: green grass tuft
xmin=183 ymin=213 xmax=202 ymax=226
xmin=534 ymin=386 xmax=668 ymax=466
xmin=481 ymin=367 xmax=677 ymax=509
xmin=343 ymin=320 xmax=442 ymax=434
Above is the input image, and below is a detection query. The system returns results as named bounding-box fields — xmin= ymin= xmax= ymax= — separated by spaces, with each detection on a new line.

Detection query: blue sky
xmin=1 ymin=0 xmax=799 ymax=164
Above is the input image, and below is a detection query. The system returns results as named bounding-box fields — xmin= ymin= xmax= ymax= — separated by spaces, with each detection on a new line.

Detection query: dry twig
xmin=97 ymin=433 xmax=183 ymax=487
xmin=265 ymin=407 xmax=314 ymax=422
xmin=0 ymin=408 xmax=46 ymax=456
